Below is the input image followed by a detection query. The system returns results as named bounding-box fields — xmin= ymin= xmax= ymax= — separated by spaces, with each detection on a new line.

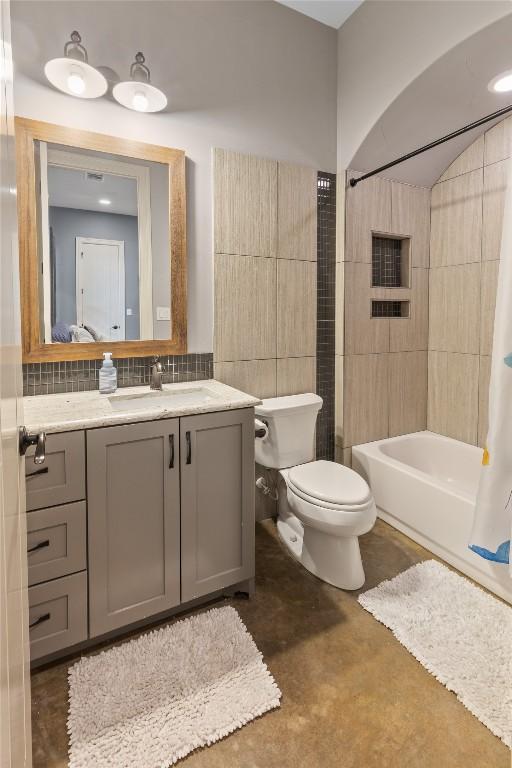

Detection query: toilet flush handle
xmin=255 ymin=418 xmax=269 ymax=440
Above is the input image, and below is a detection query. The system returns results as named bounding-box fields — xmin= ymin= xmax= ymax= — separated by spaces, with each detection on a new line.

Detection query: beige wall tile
xmin=345 ymin=173 xmax=392 ymax=263
xmin=214 ymin=359 xmax=276 ymax=399
xmin=343 ymin=354 xmax=389 ymax=447
xmin=427 ymin=351 xmax=479 ymax=445
xmin=277 ymin=162 xmax=317 ymax=261
xmin=484 ymin=115 xmax=512 ymax=167
xmin=428 ymin=264 xmax=480 ymax=354
xmin=478 ymin=356 xmax=491 ymax=449
xmin=391 ymin=183 xmax=430 ymax=267
xmin=276 ymin=357 xmax=316 ymax=396
xmin=388 ymin=351 xmax=427 ymax=437
xmin=438 ymin=136 xmax=484 ymax=182
xmin=214 ymin=253 xmax=276 ymax=361
xmin=335 ymin=354 xmax=343 ymax=448
xmin=480 ymin=260 xmax=499 ymax=356
xmin=277 ymin=259 xmax=316 ymax=358
xmin=336 ymin=175 xmax=346 ymax=262
xmin=483 ymin=160 xmax=507 ymax=262
xmin=430 ymin=169 xmax=483 ymax=267
xmin=345 ymin=262 xmax=389 ymax=354
xmin=335 ymin=260 xmax=344 ymax=356
xmin=390 ymin=268 xmax=429 ymax=352
xmin=214 ymin=148 xmax=277 ymax=257
xmin=341 ymin=447 xmax=352 ymax=467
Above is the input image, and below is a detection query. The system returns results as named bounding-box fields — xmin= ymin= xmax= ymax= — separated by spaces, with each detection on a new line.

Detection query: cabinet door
xmin=87 ymin=419 xmax=180 ymax=637
xmin=180 ymin=408 xmax=255 ymax=602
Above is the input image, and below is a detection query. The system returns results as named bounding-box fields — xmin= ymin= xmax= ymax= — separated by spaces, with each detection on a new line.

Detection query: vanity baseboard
xmin=30 ymin=576 xmax=255 ymax=670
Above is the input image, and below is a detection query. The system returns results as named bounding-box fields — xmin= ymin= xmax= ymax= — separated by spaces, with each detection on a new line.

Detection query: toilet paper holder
xmin=255 ymin=418 xmax=268 ymax=439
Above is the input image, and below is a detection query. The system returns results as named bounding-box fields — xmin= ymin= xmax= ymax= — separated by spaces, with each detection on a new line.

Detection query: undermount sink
xmin=108 ymin=386 xmax=219 ymax=412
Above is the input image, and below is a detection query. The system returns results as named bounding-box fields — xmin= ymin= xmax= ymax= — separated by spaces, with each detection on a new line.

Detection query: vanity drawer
xmin=27 ymin=502 xmax=86 ymax=587
xmin=28 ymin=571 xmax=88 ymax=661
xmin=25 ymin=431 xmax=85 ymax=511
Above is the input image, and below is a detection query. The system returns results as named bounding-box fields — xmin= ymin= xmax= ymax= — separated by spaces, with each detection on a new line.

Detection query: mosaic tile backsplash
xmin=316 ymin=171 xmax=336 ymax=461
xmin=23 ymin=353 xmax=214 ymax=397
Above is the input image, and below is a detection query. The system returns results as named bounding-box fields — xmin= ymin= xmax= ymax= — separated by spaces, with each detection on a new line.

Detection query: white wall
xmin=11 ymin=0 xmax=337 ymax=352
xmin=337 ymin=0 xmax=512 ymax=172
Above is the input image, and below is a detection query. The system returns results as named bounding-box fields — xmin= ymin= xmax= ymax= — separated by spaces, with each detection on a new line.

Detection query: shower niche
xmin=372 ymin=234 xmax=411 ymax=288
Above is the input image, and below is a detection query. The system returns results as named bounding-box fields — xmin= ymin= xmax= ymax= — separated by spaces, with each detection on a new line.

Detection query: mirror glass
xmin=35 ymin=141 xmax=170 ymax=344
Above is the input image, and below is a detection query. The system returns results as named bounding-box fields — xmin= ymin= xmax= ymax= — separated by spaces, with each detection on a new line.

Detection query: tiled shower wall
xmin=337 ymin=172 xmax=431 ymax=464
xmin=427 ymin=116 xmax=510 ymax=446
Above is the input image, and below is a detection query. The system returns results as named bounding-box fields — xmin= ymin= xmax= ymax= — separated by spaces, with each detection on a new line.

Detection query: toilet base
xmin=276 ymin=515 xmax=304 ymax=562
xmin=276 ymin=512 xmax=366 ymax=590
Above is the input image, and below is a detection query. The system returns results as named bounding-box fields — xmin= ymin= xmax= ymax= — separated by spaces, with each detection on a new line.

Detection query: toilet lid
xmin=288 ymin=460 xmax=371 ymax=506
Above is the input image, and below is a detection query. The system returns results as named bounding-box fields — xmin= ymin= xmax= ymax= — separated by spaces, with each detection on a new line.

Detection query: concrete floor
xmin=31 ymin=519 xmax=508 ymax=768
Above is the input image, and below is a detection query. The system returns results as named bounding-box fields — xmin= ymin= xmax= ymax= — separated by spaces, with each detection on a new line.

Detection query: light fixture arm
xmin=64 ymin=31 xmax=88 ymax=63
xmin=130 ymin=52 xmax=151 ymax=83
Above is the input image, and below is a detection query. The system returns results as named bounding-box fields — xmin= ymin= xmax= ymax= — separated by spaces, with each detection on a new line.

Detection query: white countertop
xmin=23 ymin=379 xmax=260 ymax=434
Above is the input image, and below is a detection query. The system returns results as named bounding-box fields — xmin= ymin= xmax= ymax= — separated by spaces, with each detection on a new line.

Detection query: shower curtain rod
xmin=349 ymin=103 xmax=512 ymax=188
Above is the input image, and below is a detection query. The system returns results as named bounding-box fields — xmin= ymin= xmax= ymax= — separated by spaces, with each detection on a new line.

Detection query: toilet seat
xmin=288 ymin=460 xmax=372 ymax=509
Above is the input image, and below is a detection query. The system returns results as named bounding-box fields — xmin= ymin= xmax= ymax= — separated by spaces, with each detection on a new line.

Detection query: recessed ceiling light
xmin=44 ymin=31 xmax=107 ymax=99
xmin=113 ymin=52 xmax=167 ymax=113
xmin=488 ymin=70 xmax=512 ymax=94
xmin=99 ymin=198 xmax=111 ymax=206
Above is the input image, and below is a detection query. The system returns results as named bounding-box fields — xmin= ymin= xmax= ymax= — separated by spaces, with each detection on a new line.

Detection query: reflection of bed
xmin=51 ymin=322 xmax=106 ymax=344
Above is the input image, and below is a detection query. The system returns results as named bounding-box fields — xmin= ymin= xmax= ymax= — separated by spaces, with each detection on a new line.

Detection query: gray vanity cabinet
xmin=87 ymin=419 xmax=181 ymax=637
xmin=180 ymin=408 xmax=255 ymax=602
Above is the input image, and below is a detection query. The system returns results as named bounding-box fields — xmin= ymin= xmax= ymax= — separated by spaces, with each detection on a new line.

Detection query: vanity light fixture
xmin=488 ymin=70 xmax=512 ymax=93
xmin=44 ymin=31 xmax=107 ymax=99
xmin=112 ymin=52 xmax=167 ymax=113
xmin=98 ymin=198 xmax=111 ymax=206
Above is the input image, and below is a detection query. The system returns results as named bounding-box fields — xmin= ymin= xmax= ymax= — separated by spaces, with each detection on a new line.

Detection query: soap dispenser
xmin=99 ymin=352 xmax=117 ymax=394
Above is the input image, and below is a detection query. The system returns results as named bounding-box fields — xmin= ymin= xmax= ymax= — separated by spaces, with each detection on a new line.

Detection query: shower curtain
xmin=470 ymin=158 xmax=512 ymax=570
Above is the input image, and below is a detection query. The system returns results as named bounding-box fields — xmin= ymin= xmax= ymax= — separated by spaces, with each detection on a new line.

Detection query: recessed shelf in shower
xmin=372 ymin=234 xmax=411 ymax=288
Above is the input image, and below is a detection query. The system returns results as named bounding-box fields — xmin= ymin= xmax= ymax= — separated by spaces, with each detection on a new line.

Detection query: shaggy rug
xmin=68 ymin=606 xmax=281 ymax=767
xmin=358 ymin=560 xmax=512 ymax=747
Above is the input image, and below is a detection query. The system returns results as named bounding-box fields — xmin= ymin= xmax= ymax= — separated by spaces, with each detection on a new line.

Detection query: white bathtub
xmin=352 ymin=431 xmax=512 ymax=604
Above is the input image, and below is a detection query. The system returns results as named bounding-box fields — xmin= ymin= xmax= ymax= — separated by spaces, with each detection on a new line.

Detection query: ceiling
xmin=275 ymin=0 xmax=363 ymax=29
xmin=350 ymin=12 xmax=512 ymax=187
xmin=48 ymin=166 xmax=138 ymax=216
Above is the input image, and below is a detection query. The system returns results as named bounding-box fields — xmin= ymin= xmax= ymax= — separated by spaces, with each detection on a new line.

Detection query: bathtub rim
xmin=352 ymin=430 xmax=478 ymax=504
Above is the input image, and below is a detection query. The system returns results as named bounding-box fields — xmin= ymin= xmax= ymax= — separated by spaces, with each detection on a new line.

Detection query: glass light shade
xmin=44 ymin=58 xmax=107 ymax=98
xmin=488 ymin=70 xmax=512 ymax=94
xmin=112 ymin=80 xmax=167 ymax=113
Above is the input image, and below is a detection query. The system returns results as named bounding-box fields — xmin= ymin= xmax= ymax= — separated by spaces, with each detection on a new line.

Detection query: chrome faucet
xmin=150 ymin=357 xmax=164 ymax=390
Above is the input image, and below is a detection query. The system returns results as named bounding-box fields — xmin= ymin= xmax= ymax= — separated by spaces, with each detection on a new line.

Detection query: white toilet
xmin=255 ymin=393 xmax=376 ymax=590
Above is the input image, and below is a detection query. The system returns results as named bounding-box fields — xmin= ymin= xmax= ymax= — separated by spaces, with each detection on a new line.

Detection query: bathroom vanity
xmin=23 ymin=380 xmax=258 ymax=664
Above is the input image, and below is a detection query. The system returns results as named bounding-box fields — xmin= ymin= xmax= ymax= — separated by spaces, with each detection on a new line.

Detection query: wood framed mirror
xmin=15 ymin=118 xmax=186 ymax=362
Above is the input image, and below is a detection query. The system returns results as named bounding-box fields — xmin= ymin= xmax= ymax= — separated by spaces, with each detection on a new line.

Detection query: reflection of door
xmin=0 ymin=0 xmax=33 ymax=762
xmin=76 ymin=237 xmax=125 ymax=341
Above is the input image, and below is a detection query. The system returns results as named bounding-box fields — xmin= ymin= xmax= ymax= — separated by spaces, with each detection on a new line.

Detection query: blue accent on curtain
xmin=469 ymin=540 xmax=510 ymax=564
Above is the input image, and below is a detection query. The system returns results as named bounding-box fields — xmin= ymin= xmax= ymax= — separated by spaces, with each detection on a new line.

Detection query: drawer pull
xmin=28 ymin=539 xmax=50 ymax=554
xmin=169 ymin=433 xmax=175 ymax=469
xmin=26 ymin=467 xmax=49 ymax=479
xmin=29 ymin=612 xmax=50 ymax=629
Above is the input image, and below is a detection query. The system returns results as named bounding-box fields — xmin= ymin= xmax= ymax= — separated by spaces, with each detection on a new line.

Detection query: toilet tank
xmin=255 ymin=393 xmax=323 ymax=469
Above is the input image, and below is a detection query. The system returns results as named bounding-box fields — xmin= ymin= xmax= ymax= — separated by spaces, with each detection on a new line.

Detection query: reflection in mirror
xmin=35 ymin=141 xmax=170 ymax=344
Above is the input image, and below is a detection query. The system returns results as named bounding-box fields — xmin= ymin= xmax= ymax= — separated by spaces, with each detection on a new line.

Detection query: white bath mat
xmin=358 ymin=560 xmax=512 ymax=747
xmin=67 ymin=606 xmax=281 ymax=767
